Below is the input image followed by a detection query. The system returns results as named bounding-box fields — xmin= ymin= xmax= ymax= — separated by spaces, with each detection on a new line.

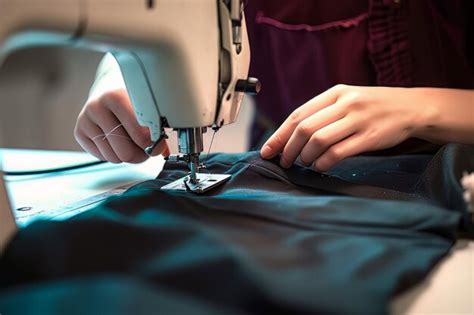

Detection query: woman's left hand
xmin=260 ymin=84 xmax=432 ymax=171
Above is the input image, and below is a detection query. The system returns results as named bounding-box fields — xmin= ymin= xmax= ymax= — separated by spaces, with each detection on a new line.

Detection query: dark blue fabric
xmin=0 ymin=144 xmax=473 ymax=314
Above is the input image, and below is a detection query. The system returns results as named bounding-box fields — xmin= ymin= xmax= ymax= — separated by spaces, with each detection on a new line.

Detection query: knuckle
xmin=270 ymin=133 xmax=285 ymax=149
xmin=288 ymin=109 xmax=302 ymax=126
xmin=345 ymin=92 xmax=366 ymax=109
xmin=86 ymin=99 xmax=100 ymax=113
xmin=100 ymin=89 xmax=127 ymax=111
xmin=85 ymin=100 xmax=105 ymax=120
xmin=333 ymin=84 xmax=348 ymax=93
xmin=295 ymin=122 xmax=313 ymax=138
xmin=309 ymin=134 xmax=327 ymax=148
xmin=326 ymin=147 xmax=343 ymax=162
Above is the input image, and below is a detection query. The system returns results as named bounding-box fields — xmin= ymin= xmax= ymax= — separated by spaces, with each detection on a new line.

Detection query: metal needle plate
xmin=161 ymin=173 xmax=231 ymax=194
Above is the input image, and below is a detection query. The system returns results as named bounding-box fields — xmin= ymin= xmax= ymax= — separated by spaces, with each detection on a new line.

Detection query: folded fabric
xmin=1 ymin=144 xmax=473 ymax=314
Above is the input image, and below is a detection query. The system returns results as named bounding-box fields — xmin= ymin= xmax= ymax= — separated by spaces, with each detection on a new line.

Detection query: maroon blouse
xmin=245 ymin=0 xmax=474 ymax=148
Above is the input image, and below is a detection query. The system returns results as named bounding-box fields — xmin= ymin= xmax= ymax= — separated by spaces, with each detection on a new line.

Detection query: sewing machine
xmin=0 ymin=0 xmax=259 ymax=251
xmin=0 ymin=0 xmax=260 ymax=187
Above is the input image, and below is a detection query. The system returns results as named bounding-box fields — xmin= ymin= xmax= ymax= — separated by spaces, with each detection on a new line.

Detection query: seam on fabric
xmin=251 ymin=160 xmax=425 ymax=202
xmin=255 ymin=11 xmax=369 ymax=32
xmin=245 ymin=161 xmax=295 ymax=186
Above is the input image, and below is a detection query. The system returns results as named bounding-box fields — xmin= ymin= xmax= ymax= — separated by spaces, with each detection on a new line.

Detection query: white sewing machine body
xmin=0 ymin=0 xmax=256 ymax=252
xmin=0 ymin=0 xmax=251 ymax=134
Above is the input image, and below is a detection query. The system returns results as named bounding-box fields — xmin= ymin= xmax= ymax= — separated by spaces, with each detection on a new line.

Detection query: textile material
xmin=245 ymin=0 xmax=474 ymax=148
xmin=1 ymin=144 xmax=473 ymax=314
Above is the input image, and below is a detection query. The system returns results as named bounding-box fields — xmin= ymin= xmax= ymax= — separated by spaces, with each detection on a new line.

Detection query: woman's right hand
xmin=74 ymin=89 xmax=169 ymax=163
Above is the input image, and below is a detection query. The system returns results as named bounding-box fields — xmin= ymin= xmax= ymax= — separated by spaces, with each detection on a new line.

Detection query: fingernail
xmin=260 ymin=145 xmax=272 ymax=158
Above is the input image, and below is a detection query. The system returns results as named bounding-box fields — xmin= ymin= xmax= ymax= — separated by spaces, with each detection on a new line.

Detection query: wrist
xmin=409 ymin=88 xmax=441 ymax=141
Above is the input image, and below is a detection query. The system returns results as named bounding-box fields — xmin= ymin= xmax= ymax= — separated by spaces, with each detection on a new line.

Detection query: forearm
xmin=412 ymin=88 xmax=474 ymax=145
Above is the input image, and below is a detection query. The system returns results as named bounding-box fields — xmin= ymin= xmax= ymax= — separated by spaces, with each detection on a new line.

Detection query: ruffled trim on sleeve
xmin=368 ymin=0 xmax=413 ymax=86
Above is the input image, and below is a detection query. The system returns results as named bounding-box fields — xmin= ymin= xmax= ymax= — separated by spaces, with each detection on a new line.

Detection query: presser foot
xmin=161 ymin=173 xmax=231 ymax=194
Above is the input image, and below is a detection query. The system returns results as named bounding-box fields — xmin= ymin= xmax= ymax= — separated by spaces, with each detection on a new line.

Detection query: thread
xmin=92 ymin=124 xmax=131 ymax=141
xmin=203 ymin=129 xmax=217 ymax=174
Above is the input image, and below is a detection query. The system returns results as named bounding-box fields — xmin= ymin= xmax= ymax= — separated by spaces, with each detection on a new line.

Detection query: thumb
xmin=149 ymin=140 xmax=169 ymax=157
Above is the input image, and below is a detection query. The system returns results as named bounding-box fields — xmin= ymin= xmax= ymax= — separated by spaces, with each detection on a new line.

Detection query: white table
xmin=2 ymin=149 xmax=166 ymax=225
xmin=1 ymin=149 xmax=473 ymax=314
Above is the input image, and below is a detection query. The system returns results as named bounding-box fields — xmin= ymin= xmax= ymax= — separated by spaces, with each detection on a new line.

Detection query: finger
xmin=100 ymin=115 xmax=149 ymax=163
xmin=299 ymin=117 xmax=356 ymax=166
xmin=261 ymin=85 xmax=343 ymax=159
xmin=100 ymin=90 xmax=152 ymax=150
xmin=81 ymin=117 xmax=122 ymax=163
xmin=75 ymin=130 xmax=106 ymax=161
xmin=163 ymin=145 xmax=170 ymax=157
xmin=88 ymin=106 xmax=149 ymax=163
xmin=280 ymin=102 xmax=347 ymax=168
xmin=313 ymin=132 xmax=368 ymax=172
xmin=149 ymin=140 xmax=169 ymax=157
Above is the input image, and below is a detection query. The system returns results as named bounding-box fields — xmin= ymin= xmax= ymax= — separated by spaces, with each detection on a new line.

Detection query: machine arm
xmin=0 ymin=0 xmax=259 ymax=188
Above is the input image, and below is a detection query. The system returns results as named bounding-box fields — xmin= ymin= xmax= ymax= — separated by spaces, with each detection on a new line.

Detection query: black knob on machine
xmin=235 ymin=77 xmax=261 ymax=95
